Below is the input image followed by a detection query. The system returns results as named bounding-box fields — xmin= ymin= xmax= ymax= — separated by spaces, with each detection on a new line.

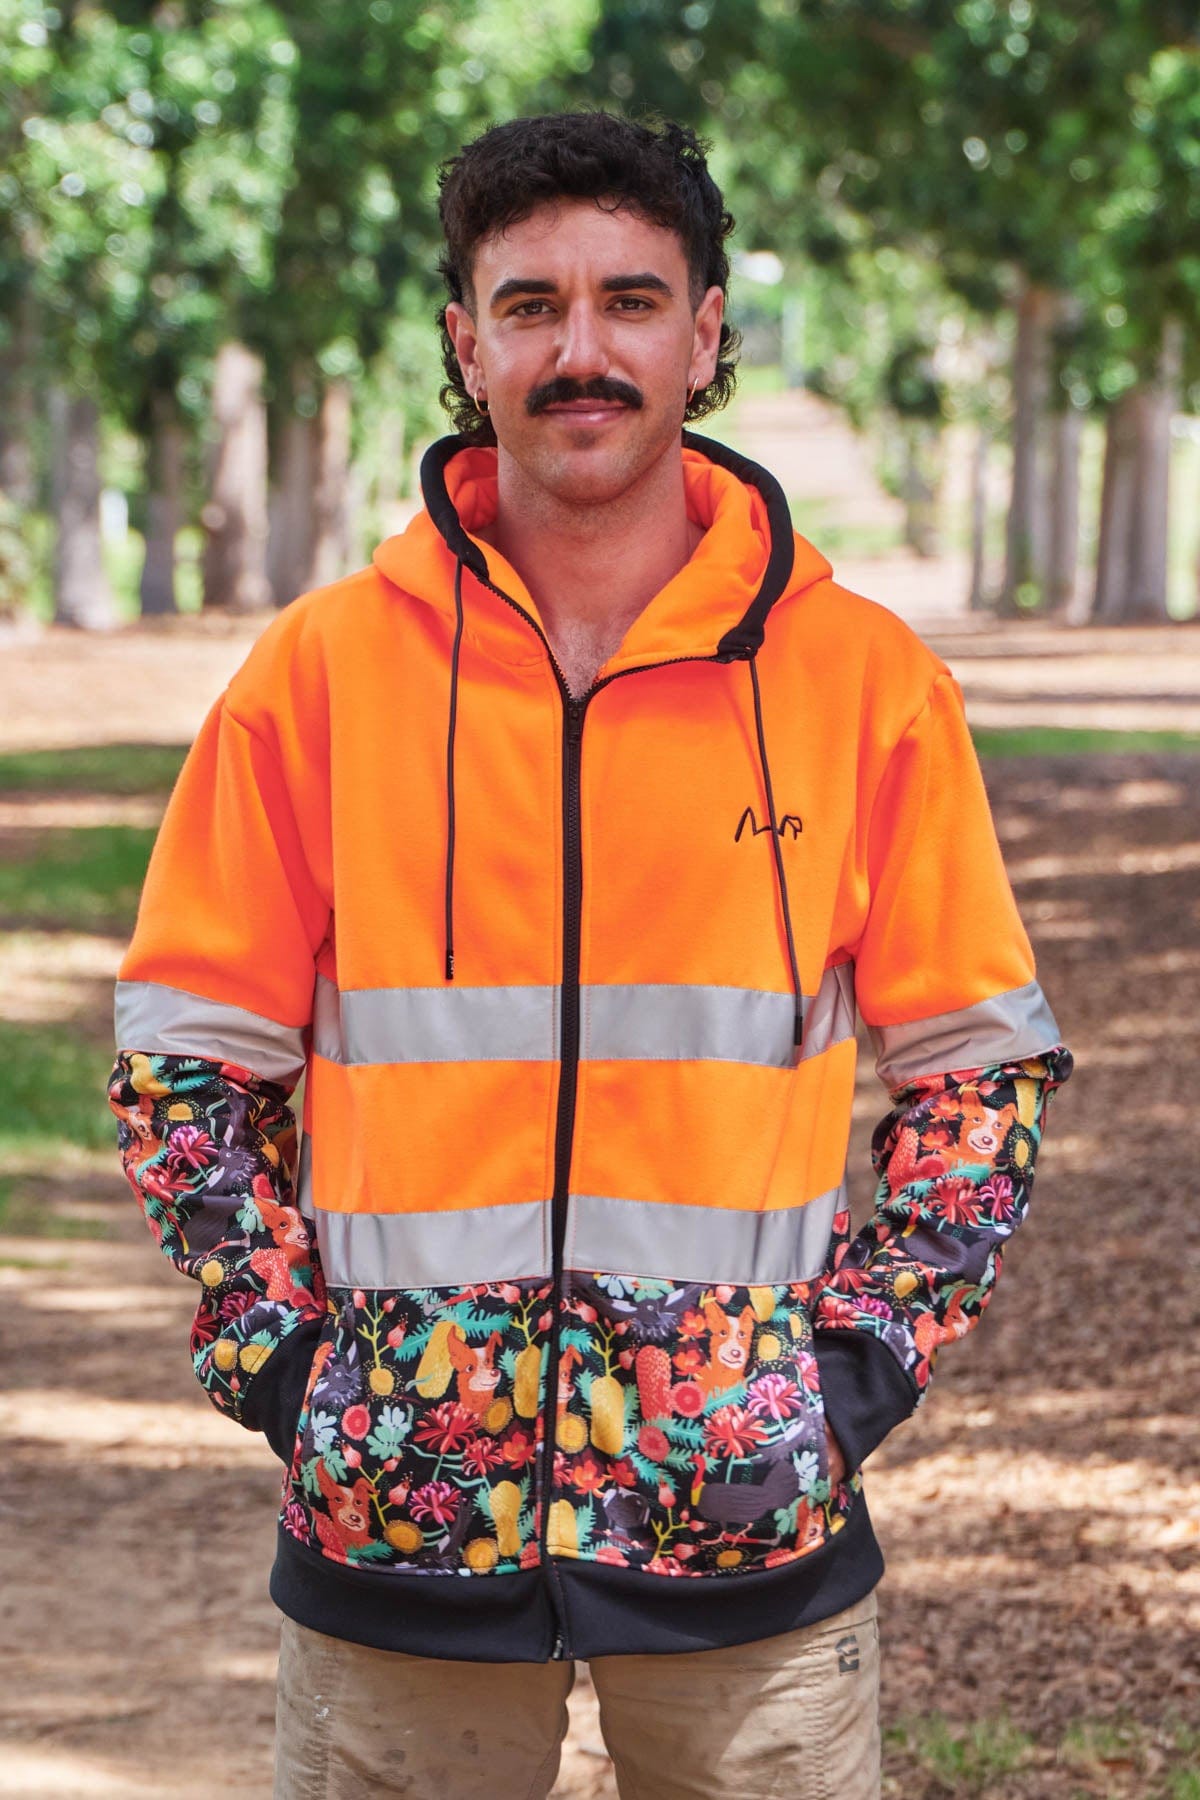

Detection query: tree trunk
xmin=1092 ymin=319 xmax=1182 ymax=623
xmin=202 ymin=341 xmax=271 ymax=611
xmin=967 ymin=424 xmax=991 ymax=610
xmin=311 ymin=379 xmax=352 ymax=588
xmin=268 ymin=376 xmax=352 ymax=605
xmin=1125 ymin=316 xmax=1182 ymax=622
xmin=0 ymin=286 xmax=38 ymax=510
xmin=1001 ymin=282 xmax=1058 ymax=613
xmin=50 ymin=389 xmax=117 ymax=630
xmin=1048 ymin=405 xmax=1082 ymax=617
xmin=268 ymin=400 xmax=317 ymax=608
xmin=898 ymin=426 xmax=938 ymax=557
xmin=1092 ymin=392 xmax=1140 ymax=621
xmin=140 ymin=389 xmax=184 ymax=616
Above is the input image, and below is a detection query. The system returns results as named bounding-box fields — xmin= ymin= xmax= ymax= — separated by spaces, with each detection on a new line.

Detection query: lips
xmin=542 ymin=401 xmax=627 ymax=419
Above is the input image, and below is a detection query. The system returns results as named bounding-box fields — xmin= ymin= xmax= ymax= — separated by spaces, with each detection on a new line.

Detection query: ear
xmin=687 ymin=285 xmax=725 ymax=395
xmin=702 ymin=1298 xmax=727 ymax=1332
xmin=738 ymin=1305 xmax=756 ymax=1330
xmin=446 ymin=1324 xmax=475 ymax=1371
xmin=445 ymin=300 xmax=484 ymax=400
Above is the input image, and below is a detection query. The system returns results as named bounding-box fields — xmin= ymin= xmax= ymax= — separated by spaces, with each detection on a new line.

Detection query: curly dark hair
xmin=436 ymin=110 xmax=741 ymax=444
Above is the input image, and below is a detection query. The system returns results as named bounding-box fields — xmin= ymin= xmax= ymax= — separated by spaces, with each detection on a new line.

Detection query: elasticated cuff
xmin=815 ymin=1329 xmax=919 ymax=1472
xmin=240 ymin=1318 xmax=324 ymax=1463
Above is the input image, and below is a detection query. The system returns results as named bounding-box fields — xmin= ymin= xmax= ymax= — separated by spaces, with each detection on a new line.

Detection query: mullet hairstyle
xmin=436 ymin=110 xmax=741 ymax=444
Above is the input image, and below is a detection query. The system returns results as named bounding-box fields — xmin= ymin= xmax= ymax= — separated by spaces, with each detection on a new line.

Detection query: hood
xmin=372 ymin=431 xmax=832 ymax=670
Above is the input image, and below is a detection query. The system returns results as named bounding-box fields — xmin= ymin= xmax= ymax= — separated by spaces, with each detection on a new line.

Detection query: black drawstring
xmin=444 ymin=556 xmax=465 ymax=981
xmin=748 ymin=656 xmax=804 ymax=1059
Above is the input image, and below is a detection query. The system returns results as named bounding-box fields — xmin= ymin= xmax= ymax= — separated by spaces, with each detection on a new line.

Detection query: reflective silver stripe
xmin=114 ymin=979 xmax=306 ymax=1083
xmin=869 ymin=979 xmax=1062 ymax=1090
xmin=798 ymin=961 xmax=856 ymax=1066
xmin=296 ymin=1132 xmax=314 ymax=1227
xmin=312 ymin=970 xmax=856 ymax=1070
xmin=313 ymin=974 xmax=558 ymax=1065
xmin=567 ymin=1185 xmax=841 ymax=1285
xmin=315 ymin=1199 xmax=552 ymax=1287
xmin=584 ymin=983 xmax=795 ymax=1067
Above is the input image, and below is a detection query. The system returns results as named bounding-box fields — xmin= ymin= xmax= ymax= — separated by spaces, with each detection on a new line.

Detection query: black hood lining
xmin=418 ymin=430 xmax=797 ymax=658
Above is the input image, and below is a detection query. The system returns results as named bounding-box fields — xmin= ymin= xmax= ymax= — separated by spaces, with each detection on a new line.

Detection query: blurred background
xmin=1 ymin=5 xmax=1198 ymax=1798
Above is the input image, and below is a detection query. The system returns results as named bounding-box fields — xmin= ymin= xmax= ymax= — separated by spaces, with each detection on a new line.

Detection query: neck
xmin=487 ymin=439 xmax=702 ymax=653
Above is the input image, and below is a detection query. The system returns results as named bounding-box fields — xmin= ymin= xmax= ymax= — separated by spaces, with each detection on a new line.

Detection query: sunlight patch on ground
xmin=201 ymin=1648 xmax=279 ymax=1683
xmin=0 ymin=930 xmax=124 ymax=1025
xmin=0 ymin=1745 xmax=168 ymax=1797
xmin=0 ymin=1388 xmax=266 ymax=1458
xmin=1009 ymin=840 xmax=1200 ymax=880
xmin=17 ymin=1282 xmax=182 ymax=1314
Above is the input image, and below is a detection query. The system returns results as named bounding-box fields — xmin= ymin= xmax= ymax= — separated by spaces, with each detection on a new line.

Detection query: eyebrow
xmin=489 ymin=272 xmax=675 ymax=307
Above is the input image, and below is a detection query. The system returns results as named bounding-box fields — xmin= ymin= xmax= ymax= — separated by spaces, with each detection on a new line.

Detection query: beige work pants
xmin=274 ymin=1591 xmax=880 ymax=1800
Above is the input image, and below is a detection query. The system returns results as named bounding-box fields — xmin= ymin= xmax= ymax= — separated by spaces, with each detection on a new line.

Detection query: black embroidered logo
xmin=835 ymin=1633 xmax=861 ymax=1675
xmin=734 ymin=806 xmax=803 ymax=843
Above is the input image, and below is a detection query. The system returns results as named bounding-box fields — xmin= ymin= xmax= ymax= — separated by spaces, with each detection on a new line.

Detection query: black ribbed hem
xmin=269 ymin=1492 xmax=883 ymax=1663
xmin=559 ymin=1490 xmax=882 ymax=1658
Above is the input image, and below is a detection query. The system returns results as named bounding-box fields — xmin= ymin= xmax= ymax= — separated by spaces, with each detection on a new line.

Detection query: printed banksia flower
xmin=548 ymin=1499 xmax=578 ymax=1555
xmin=635 ymin=1345 xmax=672 ymax=1421
xmin=484 ymin=1395 xmax=513 ymax=1434
xmin=414 ymin=1320 xmax=457 ymax=1399
xmin=557 ymin=1413 xmax=588 ymax=1453
xmin=514 ymin=1344 xmax=542 ymax=1418
xmin=384 ymin=1519 xmax=422 ymax=1553
xmin=748 ymin=1286 xmax=776 ymax=1323
xmin=488 ymin=1480 xmax=522 ymax=1559
xmin=590 ymin=1375 xmax=626 ymax=1454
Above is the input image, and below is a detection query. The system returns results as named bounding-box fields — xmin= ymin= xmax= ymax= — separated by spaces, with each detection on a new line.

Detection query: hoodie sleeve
xmin=107 ymin=694 xmax=331 ymax=1459
xmin=813 ymin=670 xmax=1073 ymax=1468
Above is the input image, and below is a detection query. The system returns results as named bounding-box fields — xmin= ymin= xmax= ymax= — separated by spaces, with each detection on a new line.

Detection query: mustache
xmin=525 ymin=376 xmax=644 ymax=417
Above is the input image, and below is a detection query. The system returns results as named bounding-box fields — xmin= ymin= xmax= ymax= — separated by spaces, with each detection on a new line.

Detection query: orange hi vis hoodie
xmin=109 ymin=433 xmax=1071 ymax=1661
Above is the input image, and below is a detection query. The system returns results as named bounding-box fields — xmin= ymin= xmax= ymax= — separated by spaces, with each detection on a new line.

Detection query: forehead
xmin=472 ymin=198 xmax=689 ymax=294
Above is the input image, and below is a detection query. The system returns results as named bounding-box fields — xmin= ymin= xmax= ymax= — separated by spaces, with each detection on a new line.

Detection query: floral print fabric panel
xmin=108 ymin=1052 xmax=326 ymax=1422
xmin=546 ymin=1276 xmax=855 ymax=1577
xmin=285 ymin=1283 xmax=553 ymax=1574
xmin=814 ymin=1049 xmax=1074 ymax=1392
xmin=283 ymin=1278 xmax=853 ymax=1580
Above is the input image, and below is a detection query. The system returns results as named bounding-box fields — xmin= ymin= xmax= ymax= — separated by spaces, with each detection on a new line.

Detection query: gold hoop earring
xmin=474 ymin=392 xmax=489 ymax=417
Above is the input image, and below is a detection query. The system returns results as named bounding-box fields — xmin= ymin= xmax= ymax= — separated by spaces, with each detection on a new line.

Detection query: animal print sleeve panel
xmin=107 ymin=1051 xmax=327 ymax=1428
xmin=812 ymin=1047 xmax=1074 ymax=1450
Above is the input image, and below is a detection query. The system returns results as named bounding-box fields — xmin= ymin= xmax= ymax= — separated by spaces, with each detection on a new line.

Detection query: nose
xmin=554 ymin=299 xmax=609 ymax=381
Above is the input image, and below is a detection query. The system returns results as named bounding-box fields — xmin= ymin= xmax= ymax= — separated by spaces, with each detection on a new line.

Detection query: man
xmin=109 ymin=112 xmax=1072 ymax=1798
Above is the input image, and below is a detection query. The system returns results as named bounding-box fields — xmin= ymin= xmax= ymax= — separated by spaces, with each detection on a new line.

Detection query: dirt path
xmin=2 ymin=613 xmax=1198 ymax=1796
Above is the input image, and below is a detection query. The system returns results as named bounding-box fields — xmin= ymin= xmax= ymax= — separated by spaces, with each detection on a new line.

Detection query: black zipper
xmin=474 ymin=572 xmax=746 ymax=1660
xmin=538 ymin=688 xmax=587 ymax=1654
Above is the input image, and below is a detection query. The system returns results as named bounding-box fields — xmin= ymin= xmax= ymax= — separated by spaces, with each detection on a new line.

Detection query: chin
xmin=512 ymin=420 xmax=678 ymax=507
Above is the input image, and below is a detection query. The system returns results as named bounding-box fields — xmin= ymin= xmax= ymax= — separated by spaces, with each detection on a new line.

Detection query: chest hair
xmin=547 ymin=614 xmax=639 ymax=699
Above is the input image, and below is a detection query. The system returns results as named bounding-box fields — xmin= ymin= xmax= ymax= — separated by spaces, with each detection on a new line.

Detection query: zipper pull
xmin=551 ymin=1630 xmax=565 ymax=1660
xmin=565 ymin=698 xmax=586 ymax=743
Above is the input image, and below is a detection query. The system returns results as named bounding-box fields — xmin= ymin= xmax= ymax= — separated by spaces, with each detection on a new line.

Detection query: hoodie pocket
xmin=554 ymin=1277 xmax=849 ymax=1574
xmin=280 ymin=1280 xmax=554 ymax=1574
